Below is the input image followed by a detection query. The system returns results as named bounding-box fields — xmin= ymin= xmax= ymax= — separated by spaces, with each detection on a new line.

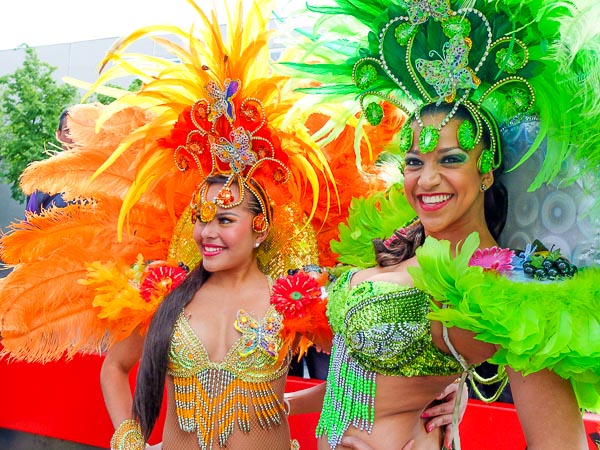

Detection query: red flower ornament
xmin=139 ymin=260 xmax=189 ymax=303
xmin=271 ymin=270 xmax=323 ymax=319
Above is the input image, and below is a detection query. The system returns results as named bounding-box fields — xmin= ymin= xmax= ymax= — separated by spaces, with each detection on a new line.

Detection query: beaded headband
xmin=350 ymin=0 xmax=536 ymax=172
xmin=178 ymin=79 xmax=291 ymax=233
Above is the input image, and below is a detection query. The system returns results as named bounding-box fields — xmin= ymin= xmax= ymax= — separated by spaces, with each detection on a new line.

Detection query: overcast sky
xmin=0 ymin=0 xmax=291 ymax=51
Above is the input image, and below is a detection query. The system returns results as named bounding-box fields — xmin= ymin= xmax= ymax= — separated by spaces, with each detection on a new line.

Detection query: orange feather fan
xmin=0 ymin=0 xmax=337 ymax=362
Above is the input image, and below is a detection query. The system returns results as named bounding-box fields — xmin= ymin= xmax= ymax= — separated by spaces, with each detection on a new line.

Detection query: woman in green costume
xmin=282 ymin=0 xmax=600 ymax=448
xmin=288 ymin=102 xmax=591 ymax=450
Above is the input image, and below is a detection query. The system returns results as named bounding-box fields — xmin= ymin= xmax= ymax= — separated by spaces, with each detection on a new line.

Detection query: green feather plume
xmin=330 ymin=183 xmax=416 ymax=267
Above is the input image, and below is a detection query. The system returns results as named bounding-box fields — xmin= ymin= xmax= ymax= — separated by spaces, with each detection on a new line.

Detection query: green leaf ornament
xmin=399 ymin=123 xmax=414 ymax=153
xmin=477 ymin=148 xmax=494 ymax=173
xmin=419 ymin=125 xmax=440 ymax=153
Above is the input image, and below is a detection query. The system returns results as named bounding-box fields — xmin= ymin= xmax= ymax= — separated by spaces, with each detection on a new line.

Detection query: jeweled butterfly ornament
xmin=235 ymin=308 xmax=282 ymax=360
xmin=406 ymin=0 xmax=451 ymax=25
xmin=206 ymin=78 xmax=240 ymax=123
xmin=416 ymin=35 xmax=480 ymax=104
xmin=210 ymin=126 xmax=257 ymax=174
xmin=395 ymin=0 xmax=452 ymax=45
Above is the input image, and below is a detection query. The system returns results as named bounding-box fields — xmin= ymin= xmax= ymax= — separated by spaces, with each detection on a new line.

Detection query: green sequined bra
xmin=317 ymin=269 xmax=463 ymax=448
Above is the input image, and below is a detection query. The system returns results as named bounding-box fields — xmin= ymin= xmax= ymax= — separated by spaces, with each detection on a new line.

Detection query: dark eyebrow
xmin=407 ymin=146 xmax=465 ymax=155
xmin=215 ymin=211 xmax=240 ymax=219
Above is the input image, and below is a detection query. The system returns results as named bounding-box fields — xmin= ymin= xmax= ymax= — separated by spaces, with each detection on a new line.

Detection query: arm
xmin=440 ymin=327 xmax=587 ymax=448
xmin=284 ymin=381 xmax=326 ymax=416
xmin=507 ymin=367 xmax=587 ymax=450
xmin=100 ymin=329 xmax=144 ymax=428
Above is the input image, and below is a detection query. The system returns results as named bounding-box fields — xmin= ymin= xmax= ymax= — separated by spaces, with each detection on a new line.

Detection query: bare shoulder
xmin=351 ymin=257 xmax=418 ymax=288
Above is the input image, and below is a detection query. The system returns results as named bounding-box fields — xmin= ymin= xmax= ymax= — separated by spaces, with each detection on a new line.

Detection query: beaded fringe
xmin=173 ymin=368 xmax=283 ymax=449
xmin=316 ymin=334 xmax=376 ymax=449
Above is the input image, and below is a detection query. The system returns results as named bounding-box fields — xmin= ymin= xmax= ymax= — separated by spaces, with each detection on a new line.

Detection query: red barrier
xmin=1 ymin=351 xmax=598 ymax=449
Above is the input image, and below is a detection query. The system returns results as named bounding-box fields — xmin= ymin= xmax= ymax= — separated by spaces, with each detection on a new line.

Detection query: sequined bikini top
xmin=327 ymin=269 xmax=462 ymax=376
xmin=167 ymin=306 xmax=291 ymax=449
xmin=167 ymin=305 xmax=290 ymax=380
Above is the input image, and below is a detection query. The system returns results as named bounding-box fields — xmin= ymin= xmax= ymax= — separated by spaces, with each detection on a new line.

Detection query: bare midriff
xmin=318 ymin=373 xmax=457 ymax=450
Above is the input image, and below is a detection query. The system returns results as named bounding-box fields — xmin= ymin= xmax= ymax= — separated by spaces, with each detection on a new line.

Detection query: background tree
xmin=0 ymin=46 xmax=78 ymax=201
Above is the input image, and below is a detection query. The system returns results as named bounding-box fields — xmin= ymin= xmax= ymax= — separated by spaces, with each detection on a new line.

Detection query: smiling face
xmin=403 ymin=111 xmax=493 ymax=240
xmin=193 ymin=182 xmax=267 ymax=274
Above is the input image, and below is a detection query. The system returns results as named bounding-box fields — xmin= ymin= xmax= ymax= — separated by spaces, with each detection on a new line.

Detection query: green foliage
xmin=0 ymin=47 xmax=78 ymax=201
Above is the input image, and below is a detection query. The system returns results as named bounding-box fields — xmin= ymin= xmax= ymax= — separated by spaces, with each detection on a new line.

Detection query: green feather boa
xmin=409 ymin=232 xmax=600 ymax=412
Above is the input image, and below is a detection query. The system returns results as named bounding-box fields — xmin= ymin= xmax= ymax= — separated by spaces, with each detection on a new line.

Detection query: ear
xmin=255 ymin=228 xmax=269 ymax=244
xmin=481 ymin=170 xmax=494 ymax=189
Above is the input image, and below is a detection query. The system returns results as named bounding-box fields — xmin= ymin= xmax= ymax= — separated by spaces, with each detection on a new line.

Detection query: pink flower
xmin=270 ymin=271 xmax=323 ymax=319
xmin=469 ymin=247 xmax=515 ymax=274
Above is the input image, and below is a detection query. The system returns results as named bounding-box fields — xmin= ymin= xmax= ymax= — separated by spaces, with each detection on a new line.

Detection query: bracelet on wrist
xmin=110 ymin=419 xmax=146 ymax=450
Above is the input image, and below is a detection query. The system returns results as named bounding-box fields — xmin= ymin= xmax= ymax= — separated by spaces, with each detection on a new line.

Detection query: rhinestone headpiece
xmin=175 ymin=79 xmax=291 ymax=232
xmin=351 ymin=0 xmax=535 ymax=171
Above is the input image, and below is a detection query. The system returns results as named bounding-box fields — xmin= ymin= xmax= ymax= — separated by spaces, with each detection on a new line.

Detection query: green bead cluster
xmin=365 ymin=102 xmax=384 ymax=125
xmin=355 ymin=63 xmax=377 ymax=90
xmin=457 ymin=120 xmax=475 ymax=150
xmin=399 ymin=123 xmax=413 ymax=153
xmin=442 ymin=15 xmax=471 ymax=39
xmin=394 ymin=22 xmax=418 ymax=45
xmin=477 ymin=148 xmax=494 ymax=173
xmin=418 ymin=125 xmax=440 ymax=153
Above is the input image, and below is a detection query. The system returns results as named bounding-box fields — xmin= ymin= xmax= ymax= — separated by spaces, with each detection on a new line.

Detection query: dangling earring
xmin=481 ymin=184 xmax=487 ymax=192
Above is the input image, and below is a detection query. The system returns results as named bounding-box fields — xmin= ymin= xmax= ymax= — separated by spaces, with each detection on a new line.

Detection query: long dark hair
xmin=131 ymin=175 xmax=267 ymax=439
xmin=133 ymin=264 xmax=210 ymax=439
xmin=373 ymin=103 xmax=508 ymax=267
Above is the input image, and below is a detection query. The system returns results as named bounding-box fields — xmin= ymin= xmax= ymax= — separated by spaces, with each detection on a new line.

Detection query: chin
xmin=419 ymin=219 xmax=450 ymax=236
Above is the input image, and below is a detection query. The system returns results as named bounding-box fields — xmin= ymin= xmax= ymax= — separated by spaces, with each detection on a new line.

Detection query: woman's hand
xmin=421 ymin=380 xmax=468 ymax=449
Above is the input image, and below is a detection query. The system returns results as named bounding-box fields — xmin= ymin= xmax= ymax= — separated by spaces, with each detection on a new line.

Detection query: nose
xmin=418 ymin=161 xmax=441 ymax=190
xmin=195 ymin=218 xmax=217 ymax=240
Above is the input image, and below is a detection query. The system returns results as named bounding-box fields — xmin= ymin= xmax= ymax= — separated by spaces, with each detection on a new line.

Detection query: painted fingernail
xmin=427 ymin=424 xmax=434 ymax=432
xmin=421 ymin=412 xmax=429 ymax=418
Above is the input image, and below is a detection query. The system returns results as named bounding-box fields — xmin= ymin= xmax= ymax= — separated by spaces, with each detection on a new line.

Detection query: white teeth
xmin=421 ymin=194 xmax=451 ymax=204
xmin=204 ymin=246 xmax=221 ymax=252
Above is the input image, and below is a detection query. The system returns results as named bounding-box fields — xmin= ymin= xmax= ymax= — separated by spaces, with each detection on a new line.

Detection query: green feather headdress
xmin=281 ymin=0 xmax=600 ymax=191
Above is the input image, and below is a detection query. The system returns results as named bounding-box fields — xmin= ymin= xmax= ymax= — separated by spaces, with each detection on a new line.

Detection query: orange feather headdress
xmin=0 ymin=0 xmax=346 ymax=361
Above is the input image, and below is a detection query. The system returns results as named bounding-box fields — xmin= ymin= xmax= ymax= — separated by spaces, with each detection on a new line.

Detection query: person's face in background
xmin=56 ymin=113 xmax=73 ymax=149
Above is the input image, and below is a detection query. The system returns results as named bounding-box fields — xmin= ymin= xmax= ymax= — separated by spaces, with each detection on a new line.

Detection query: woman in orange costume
xmin=0 ymin=1 xmax=466 ymax=449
